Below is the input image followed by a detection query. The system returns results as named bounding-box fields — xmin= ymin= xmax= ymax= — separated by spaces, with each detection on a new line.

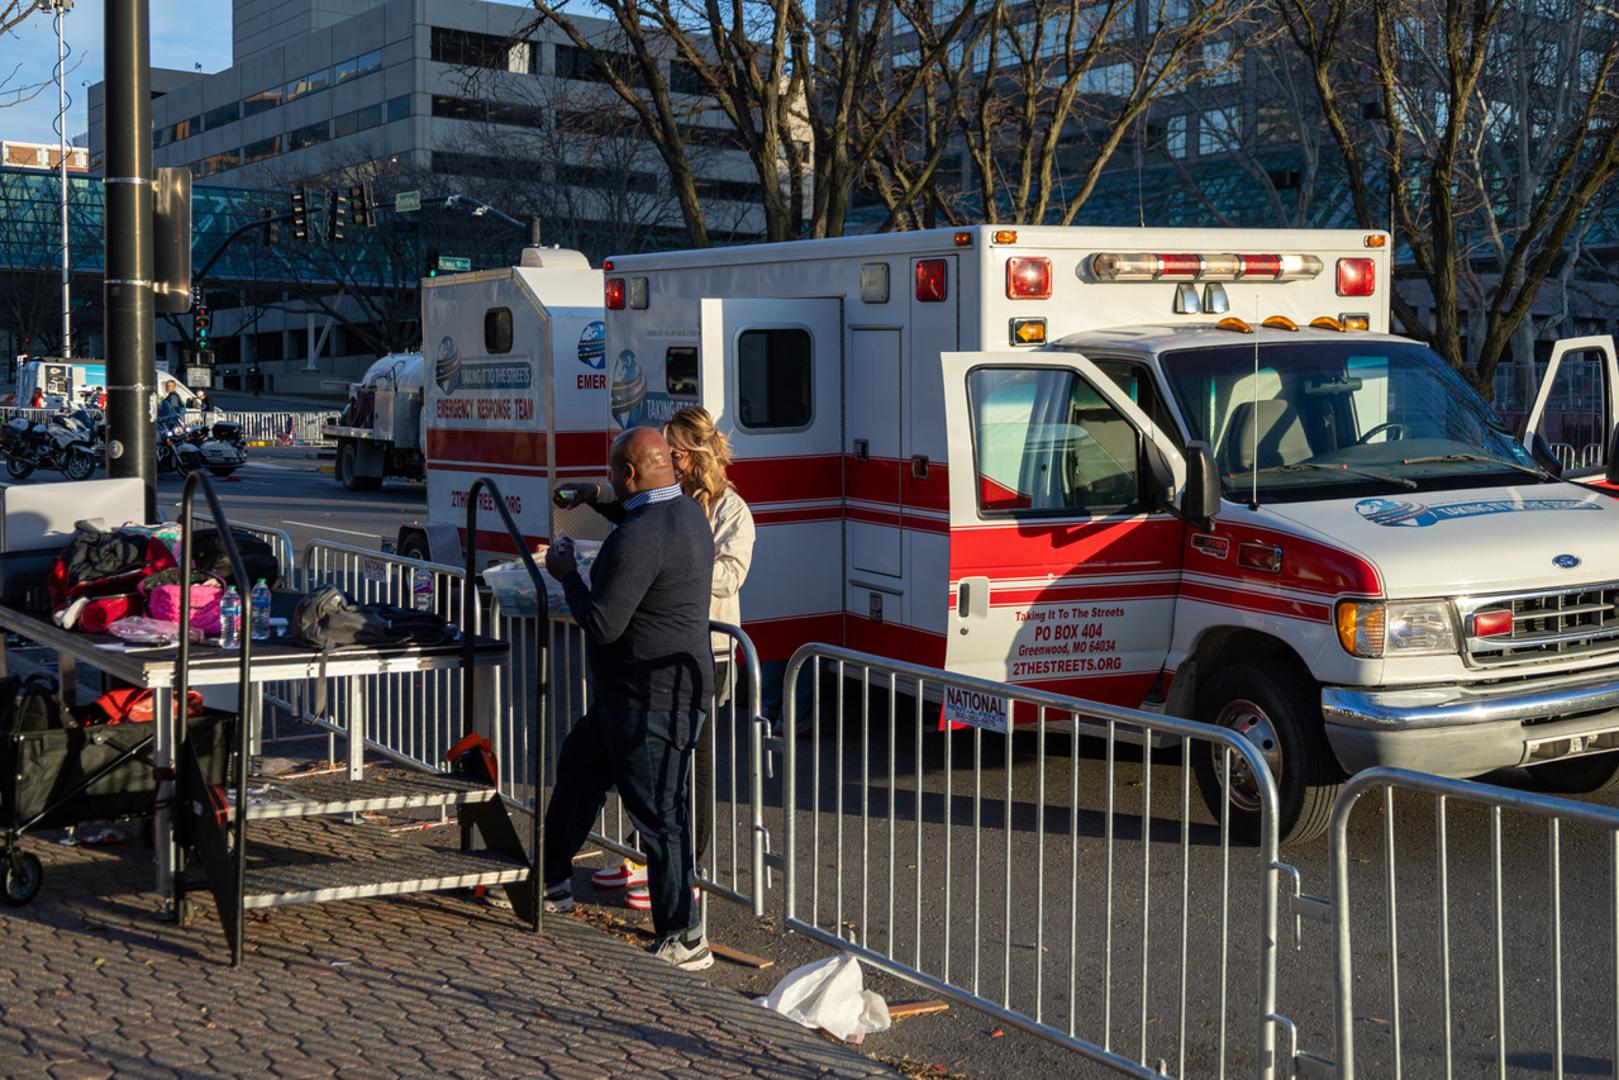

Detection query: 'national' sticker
xmin=1355 ymin=496 xmax=1603 ymax=528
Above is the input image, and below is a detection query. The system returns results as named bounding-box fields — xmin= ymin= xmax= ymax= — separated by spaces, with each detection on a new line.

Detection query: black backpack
xmin=292 ymin=587 xmax=452 ymax=650
xmin=191 ymin=528 xmax=280 ymax=591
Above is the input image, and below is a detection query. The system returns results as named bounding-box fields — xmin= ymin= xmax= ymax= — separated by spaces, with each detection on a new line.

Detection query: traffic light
xmin=194 ymin=303 xmax=210 ymax=347
xmin=291 ymin=186 xmax=310 ymax=241
xmin=260 ymin=208 xmax=280 ymax=247
xmin=349 ymin=181 xmax=376 ymax=228
xmin=331 ymin=189 xmax=349 ymax=243
xmin=424 ymin=248 xmax=440 ymax=279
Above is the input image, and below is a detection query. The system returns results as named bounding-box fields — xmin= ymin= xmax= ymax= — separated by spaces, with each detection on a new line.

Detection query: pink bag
xmin=140 ymin=571 xmax=224 ymax=634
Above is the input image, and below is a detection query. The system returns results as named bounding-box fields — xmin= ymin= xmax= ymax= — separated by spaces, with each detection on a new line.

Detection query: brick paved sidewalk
xmin=0 ymin=832 xmax=892 ymax=1079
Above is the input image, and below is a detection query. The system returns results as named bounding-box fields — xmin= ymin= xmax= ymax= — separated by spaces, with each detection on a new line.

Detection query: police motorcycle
xmin=156 ymin=411 xmax=246 ymax=478
xmin=0 ymin=405 xmax=100 ymax=481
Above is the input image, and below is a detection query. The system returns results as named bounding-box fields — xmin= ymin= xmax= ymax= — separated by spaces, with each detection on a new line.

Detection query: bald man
xmin=542 ymin=426 xmax=716 ymax=969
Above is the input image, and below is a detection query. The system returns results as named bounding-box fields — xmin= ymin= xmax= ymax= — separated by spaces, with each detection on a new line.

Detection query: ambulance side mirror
xmin=1182 ymin=441 xmax=1220 ymax=530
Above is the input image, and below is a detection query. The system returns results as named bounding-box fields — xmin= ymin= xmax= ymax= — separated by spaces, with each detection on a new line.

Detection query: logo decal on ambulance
xmin=610 ymin=349 xmax=646 ymax=428
xmin=434 ymin=336 xmax=461 ymax=394
xmin=1355 ymin=496 xmax=1603 ymax=528
xmin=578 ymin=321 xmax=605 ymax=370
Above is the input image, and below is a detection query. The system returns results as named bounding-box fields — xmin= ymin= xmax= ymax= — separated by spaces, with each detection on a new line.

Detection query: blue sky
xmin=0 ymin=1 xmax=234 ymax=145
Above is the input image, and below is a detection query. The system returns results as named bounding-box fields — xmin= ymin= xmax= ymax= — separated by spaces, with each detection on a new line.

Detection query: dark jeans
xmin=542 ymin=706 xmax=706 ymax=941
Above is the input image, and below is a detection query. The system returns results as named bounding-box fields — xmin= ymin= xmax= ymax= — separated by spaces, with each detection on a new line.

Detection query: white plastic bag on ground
xmin=754 ymin=955 xmax=891 ymax=1043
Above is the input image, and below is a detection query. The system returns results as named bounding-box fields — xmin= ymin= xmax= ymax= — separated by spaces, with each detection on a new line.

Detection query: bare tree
xmin=893 ymin=0 xmax=1264 ymax=226
xmin=1276 ymin=0 xmax=1619 ymax=393
xmin=524 ymin=0 xmax=980 ymax=242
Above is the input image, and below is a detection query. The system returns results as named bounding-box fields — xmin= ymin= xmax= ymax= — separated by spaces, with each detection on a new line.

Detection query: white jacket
xmin=708 ymin=487 xmax=755 ymax=657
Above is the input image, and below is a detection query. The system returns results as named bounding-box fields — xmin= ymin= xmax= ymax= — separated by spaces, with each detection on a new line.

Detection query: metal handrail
xmin=464 ymin=476 xmax=546 ymax=931
xmin=174 ymin=469 xmax=257 ymax=967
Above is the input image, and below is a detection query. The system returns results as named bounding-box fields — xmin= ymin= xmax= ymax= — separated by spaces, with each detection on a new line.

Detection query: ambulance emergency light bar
xmin=1091 ymin=252 xmax=1324 ymax=283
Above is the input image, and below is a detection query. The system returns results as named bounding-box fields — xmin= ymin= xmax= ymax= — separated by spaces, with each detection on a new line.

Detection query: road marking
xmin=283 ymin=520 xmax=385 ymax=540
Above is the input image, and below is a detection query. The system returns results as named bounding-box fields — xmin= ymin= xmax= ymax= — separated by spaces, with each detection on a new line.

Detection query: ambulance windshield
xmin=1159 ymin=341 xmax=1544 ymax=499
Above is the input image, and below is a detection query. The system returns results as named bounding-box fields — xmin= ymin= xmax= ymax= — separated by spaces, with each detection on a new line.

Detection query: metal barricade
xmin=774 ymin=645 xmax=1283 ymax=1079
xmin=211 ymin=410 xmax=332 ymax=446
xmin=491 ymin=608 xmax=771 ymax=918
xmin=290 ymin=541 xmax=473 ymax=776
xmin=1285 ymin=767 xmax=1619 ymax=1080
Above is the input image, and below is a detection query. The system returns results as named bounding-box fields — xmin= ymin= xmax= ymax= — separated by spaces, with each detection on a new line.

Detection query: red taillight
xmin=1471 ymin=609 xmax=1513 ymax=638
xmin=1005 ymin=257 xmax=1052 ymax=299
xmin=1238 ymin=253 xmax=1283 ymax=279
xmin=605 ymin=278 xmax=625 ymax=310
xmin=1337 ymin=257 xmax=1376 ymax=297
xmin=1156 ymin=253 xmax=1201 ymax=279
xmin=915 ymin=259 xmax=948 ymax=302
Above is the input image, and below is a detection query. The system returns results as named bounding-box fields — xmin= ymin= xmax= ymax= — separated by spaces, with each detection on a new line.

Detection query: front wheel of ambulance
xmin=1193 ymin=662 xmax=1341 ymax=846
xmin=1526 ymin=751 xmax=1619 ymax=795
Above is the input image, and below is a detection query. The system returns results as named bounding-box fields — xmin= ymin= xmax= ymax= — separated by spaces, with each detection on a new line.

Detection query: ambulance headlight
xmin=1336 ymin=600 xmax=1457 ymax=658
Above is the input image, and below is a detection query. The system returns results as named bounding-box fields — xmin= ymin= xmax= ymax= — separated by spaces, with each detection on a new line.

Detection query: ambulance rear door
xmin=941 ymin=349 xmax=1187 ymax=707
xmin=699 ymin=297 xmax=844 ymax=659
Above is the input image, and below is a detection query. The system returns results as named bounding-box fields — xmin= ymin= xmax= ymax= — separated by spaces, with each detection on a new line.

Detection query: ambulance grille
xmin=1462 ymin=583 xmax=1619 ymax=665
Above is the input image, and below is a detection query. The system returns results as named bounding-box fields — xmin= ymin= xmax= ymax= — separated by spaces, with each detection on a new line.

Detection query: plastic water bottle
xmin=413 ymin=568 xmax=435 ymax=613
xmin=250 ymin=579 xmax=272 ymax=641
xmin=220 ymin=587 xmax=242 ymax=649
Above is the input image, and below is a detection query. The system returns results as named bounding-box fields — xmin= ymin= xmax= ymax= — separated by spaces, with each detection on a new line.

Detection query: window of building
xmin=284 ymin=69 xmax=330 ymax=103
xmin=386 ymin=95 xmax=412 ymax=122
xmin=669 ymin=59 xmax=706 ymax=95
xmin=201 ymin=102 xmax=240 ymax=132
xmin=242 ymin=88 xmax=282 ymax=117
xmin=1199 ymin=105 xmax=1239 ymax=155
xmin=335 ymin=103 xmax=383 ymax=138
xmin=162 ymin=115 xmax=200 ymax=145
xmin=736 ymin=329 xmax=812 ymax=430
xmin=695 ymin=176 xmax=764 ymax=202
xmin=336 ymin=49 xmax=383 ymax=84
xmin=559 ymin=163 xmax=661 ymax=195
xmin=190 ymin=149 xmax=241 ymax=178
xmin=1202 ymin=40 xmax=1238 ymax=85
xmin=431 ymin=27 xmax=536 ymax=74
xmin=484 ymin=308 xmax=513 ymax=354
xmin=666 ymin=347 xmax=698 ymax=397
xmin=1164 ymin=114 xmax=1187 ymax=157
xmin=432 ymin=150 xmax=531 ymax=178
xmin=1078 ymin=62 xmax=1133 ymax=95
xmin=242 ymin=135 xmax=281 ymax=164
xmin=555 ymin=43 xmax=643 ymax=86
xmin=967 ymin=366 xmax=1142 ymax=517
xmin=288 ymin=120 xmax=330 ymax=151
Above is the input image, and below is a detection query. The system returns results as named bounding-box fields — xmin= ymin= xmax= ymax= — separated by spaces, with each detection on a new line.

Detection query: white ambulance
xmin=594 ymin=225 xmax=1619 ymax=843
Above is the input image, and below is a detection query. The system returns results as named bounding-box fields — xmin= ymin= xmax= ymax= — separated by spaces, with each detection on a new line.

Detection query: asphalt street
xmin=9 ymin=449 xmax=1619 ymax=1078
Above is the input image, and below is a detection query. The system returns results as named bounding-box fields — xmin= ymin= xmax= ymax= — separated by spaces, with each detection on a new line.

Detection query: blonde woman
xmin=554 ymin=407 xmax=756 ymax=910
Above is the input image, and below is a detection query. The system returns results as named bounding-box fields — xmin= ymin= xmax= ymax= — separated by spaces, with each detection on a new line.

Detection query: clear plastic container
xmin=220 ymin=587 xmax=242 ymax=649
xmin=250 ymin=579 xmax=271 ymax=640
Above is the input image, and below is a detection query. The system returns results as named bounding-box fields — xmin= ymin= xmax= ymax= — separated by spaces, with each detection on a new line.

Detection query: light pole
xmin=103 ymin=0 xmax=156 ymax=518
xmin=47 ymin=0 xmax=73 ymax=359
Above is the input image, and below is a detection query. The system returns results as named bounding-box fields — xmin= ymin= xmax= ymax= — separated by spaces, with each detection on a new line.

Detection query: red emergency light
xmin=1005 ymin=257 xmax=1051 ymax=299
xmin=1336 ymin=257 xmax=1376 ymax=297
xmin=915 ymin=259 xmax=948 ymax=302
xmin=605 ymin=278 xmax=626 ymax=310
xmin=1471 ymin=609 xmax=1513 ymax=638
xmin=1091 ymin=252 xmax=1323 ymax=283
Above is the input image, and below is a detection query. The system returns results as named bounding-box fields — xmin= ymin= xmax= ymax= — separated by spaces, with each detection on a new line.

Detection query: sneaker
xmin=625 ymin=885 xmax=651 ymax=911
xmin=650 ymin=935 xmax=714 ymax=971
xmin=591 ymin=860 xmax=648 ymax=890
xmin=542 ymin=884 xmax=574 ymax=914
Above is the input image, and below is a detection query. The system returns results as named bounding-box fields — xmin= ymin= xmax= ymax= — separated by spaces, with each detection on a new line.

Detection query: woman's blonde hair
xmin=663 ymin=406 xmax=733 ymax=513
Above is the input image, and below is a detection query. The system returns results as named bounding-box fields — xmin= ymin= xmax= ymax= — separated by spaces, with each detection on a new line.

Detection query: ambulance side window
xmin=968 ymin=367 xmax=1142 ymax=518
xmin=666 ymin=347 xmax=698 ymax=397
xmin=736 ymin=329 xmax=812 ymax=430
xmin=1093 ymin=358 xmax=1184 ymax=452
xmin=484 ymin=308 xmax=513 ymax=354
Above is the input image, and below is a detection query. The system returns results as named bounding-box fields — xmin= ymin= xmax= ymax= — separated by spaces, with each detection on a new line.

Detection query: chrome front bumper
xmin=1321 ymin=669 xmax=1619 ymax=776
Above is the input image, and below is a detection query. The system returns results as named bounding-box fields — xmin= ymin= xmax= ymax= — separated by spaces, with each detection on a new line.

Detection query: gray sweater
xmin=562 ymin=494 xmax=715 ymax=713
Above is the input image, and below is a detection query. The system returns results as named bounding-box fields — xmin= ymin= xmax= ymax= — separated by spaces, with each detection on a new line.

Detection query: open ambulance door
xmin=1523 ymin=335 xmax=1619 ymax=487
xmin=698 ymin=297 xmax=844 ymax=658
xmin=939 ymin=349 xmax=1187 ymax=709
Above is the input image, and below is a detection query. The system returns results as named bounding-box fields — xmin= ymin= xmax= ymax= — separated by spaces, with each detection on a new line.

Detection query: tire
xmin=398 ymin=531 xmax=431 ymax=562
xmin=62 ymin=446 xmax=96 ymax=481
xmin=5 ymin=454 xmax=33 ymax=480
xmin=2 ymin=851 xmax=42 ymax=906
xmin=1192 ymin=660 xmax=1341 ymax=846
xmin=337 ymin=441 xmax=381 ymax=491
xmin=1526 ymin=751 xmax=1619 ymax=795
